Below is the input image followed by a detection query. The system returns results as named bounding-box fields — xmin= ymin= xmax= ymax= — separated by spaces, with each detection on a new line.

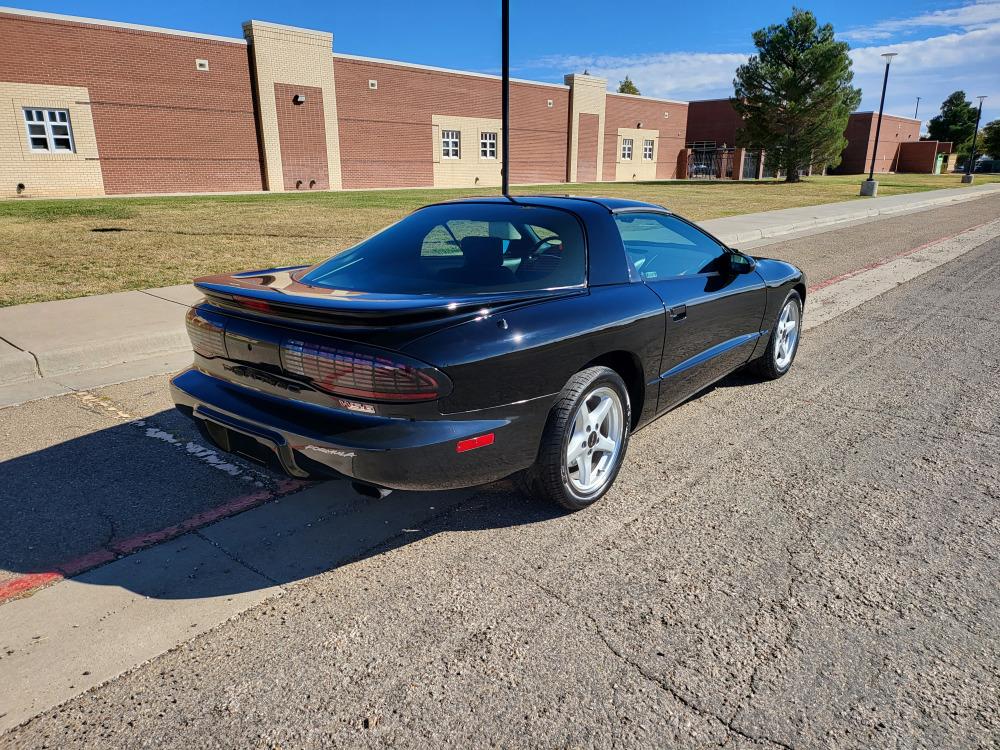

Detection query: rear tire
xmin=751 ymin=290 xmax=802 ymax=380
xmin=519 ymin=366 xmax=631 ymax=512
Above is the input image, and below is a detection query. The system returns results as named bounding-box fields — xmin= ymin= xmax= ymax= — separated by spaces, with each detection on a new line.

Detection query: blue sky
xmin=8 ymin=0 xmax=999 ymax=128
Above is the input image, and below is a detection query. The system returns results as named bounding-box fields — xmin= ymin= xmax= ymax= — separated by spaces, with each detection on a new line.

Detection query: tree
xmin=618 ymin=75 xmax=640 ymax=95
xmin=732 ymin=8 xmax=861 ymax=182
xmin=927 ymin=92 xmax=978 ymax=145
xmin=979 ymin=119 xmax=1000 ymax=159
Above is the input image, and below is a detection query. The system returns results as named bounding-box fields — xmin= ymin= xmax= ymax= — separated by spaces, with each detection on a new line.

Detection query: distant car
xmin=171 ymin=197 xmax=805 ymax=510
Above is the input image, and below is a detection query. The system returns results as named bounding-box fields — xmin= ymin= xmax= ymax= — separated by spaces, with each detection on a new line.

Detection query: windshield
xmin=300 ymin=203 xmax=586 ymax=295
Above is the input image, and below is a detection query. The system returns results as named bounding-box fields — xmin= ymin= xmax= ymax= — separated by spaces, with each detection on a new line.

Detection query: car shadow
xmin=1 ymin=407 xmax=560 ymax=601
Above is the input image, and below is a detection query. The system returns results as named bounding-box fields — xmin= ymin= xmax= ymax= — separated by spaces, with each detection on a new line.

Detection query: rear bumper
xmin=170 ymin=368 xmax=552 ymax=491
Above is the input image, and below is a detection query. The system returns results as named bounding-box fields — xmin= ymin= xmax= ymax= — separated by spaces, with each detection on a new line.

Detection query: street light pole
xmin=861 ymin=52 xmax=897 ymax=196
xmin=962 ymin=96 xmax=986 ymax=184
xmin=501 ymin=0 xmax=510 ymax=197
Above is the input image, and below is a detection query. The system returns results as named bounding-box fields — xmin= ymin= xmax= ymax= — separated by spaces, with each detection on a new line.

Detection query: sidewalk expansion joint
xmin=191 ymin=529 xmax=283 ymax=587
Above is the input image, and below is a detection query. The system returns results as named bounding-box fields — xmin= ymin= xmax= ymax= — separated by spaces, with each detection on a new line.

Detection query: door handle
xmin=669 ymin=304 xmax=687 ymax=321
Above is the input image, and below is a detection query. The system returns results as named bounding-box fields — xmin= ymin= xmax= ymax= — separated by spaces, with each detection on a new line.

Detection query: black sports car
xmin=171 ymin=196 xmax=805 ymax=510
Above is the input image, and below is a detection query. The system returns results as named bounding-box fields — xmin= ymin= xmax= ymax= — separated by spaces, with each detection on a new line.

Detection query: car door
xmin=613 ymin=211 xmax=766 ymax=413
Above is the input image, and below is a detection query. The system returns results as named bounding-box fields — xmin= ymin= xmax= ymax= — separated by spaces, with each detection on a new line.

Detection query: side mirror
xmin=728 ymin=251 xmax=757 ymax=274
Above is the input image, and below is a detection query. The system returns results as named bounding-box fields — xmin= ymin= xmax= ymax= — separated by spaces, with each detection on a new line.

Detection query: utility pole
xmin=501 ymin=0 xmax=510 ymax=197
xmin=861 ymin=52 xmax=897 ymax=197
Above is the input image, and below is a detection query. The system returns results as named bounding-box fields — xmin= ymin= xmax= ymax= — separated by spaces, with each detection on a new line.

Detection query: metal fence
xmin=687 ymin=149 xmax=734 ymax=179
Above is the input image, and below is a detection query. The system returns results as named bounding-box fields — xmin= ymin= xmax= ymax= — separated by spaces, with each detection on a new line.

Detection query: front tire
xmin=751 ymin=290 xmax=802 ymax=380
xmin=518 ymin=366 xmax=631 ymax=511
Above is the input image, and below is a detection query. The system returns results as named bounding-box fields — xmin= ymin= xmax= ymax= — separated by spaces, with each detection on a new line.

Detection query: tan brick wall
xmin=565 ymin=74 xmax=607 ymax=182
xmin=431 ymin=115 xmax=502 ymax=187
xmin=611 ymin=127 xmax=661 ymax=182
xmin=335 ymin=56 xmax=569 ymax=189
xmin=0 ymin=10 xmax=263 ymax=195
xmin=244 ymin=20 xmax=342 ymax=191
xmin=0 ymin=82 xmax=104 ymax=197
xmin=604 ymin=94 xmax=688 ymax=181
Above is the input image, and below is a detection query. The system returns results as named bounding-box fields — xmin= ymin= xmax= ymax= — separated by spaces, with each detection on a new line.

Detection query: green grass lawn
xmin=1 ymin=173 xmax=997 ymax=307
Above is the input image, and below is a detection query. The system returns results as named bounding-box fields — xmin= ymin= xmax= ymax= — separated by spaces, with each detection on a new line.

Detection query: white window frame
xmin=23 ymin=108 xmax=75 ymax=153
xmin=441 ymin=129 xmax=461 ymax=159
xmin=642 ymin=139 xmax=654 ymax=161
xmin=621 ymin=137 xmax=633 ymax=161
xmin=480 ymin=131 xmax=497 ymax=159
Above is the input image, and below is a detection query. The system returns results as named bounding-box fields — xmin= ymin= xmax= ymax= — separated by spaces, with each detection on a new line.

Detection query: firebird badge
xmin=305 ymin=445 xmax=356 ymax=458
xmin=339 ymin=398 xmax=376 ymax=414
xmin=224 ymin=364 xmax=303 ymax=393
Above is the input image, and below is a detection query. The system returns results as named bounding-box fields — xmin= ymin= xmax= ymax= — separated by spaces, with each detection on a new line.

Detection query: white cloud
xmin=526 ymin=9 xmax=1000 ymax=126
xmin=528 ymin=51 xmax=748 ymax=101
xmin=849 ymin=25 xmax=999 ymax=123
xmin=841 ymin=0 xmax=1000 ymax=41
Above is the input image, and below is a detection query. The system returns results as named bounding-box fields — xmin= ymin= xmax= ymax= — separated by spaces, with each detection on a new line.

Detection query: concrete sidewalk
xmin=1 ymin=182 xmax=998 ymax=406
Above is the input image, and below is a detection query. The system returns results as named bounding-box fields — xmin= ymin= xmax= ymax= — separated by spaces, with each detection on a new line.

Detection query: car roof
xmin=425 ymin=195 xmax=670 ymax=214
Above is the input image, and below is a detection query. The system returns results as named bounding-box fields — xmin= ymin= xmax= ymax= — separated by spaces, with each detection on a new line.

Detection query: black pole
xmin=501 ymin=0 xmax=510 ymax=196
xmin=869 ymin=58 xmax=892 ymax=182
xmin=914 ymin=96 xmax=920 ymax=120
xmin=965 ymin=98 xmax=984 ymax=176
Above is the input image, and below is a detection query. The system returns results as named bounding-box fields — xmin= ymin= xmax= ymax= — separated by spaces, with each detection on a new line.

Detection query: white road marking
xmin=803 ymin=219 xmax=1000 ymax=331
xmin=71 ymin=391 xmax=268 ymax=486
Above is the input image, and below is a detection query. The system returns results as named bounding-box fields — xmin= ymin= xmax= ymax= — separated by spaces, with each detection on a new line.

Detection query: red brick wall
xmin=685 ymin=99 xmax=743 ymax=147
xmin=603 ymin=94 xmax=688 ymax=179
xmin=577 ymin=113 xmax=599 ymax=182
xmin=0 ymin=11 xmax=263 ymax=194
xmin=896 ymin=140 xmax=939 ymax=173
xmin=836 ymin=113 xmax=921 ymax=174
xmin=274 ymin=83 xmax=329 ymax=190
xmin=333 ymin=57 xmax=570 ymax=189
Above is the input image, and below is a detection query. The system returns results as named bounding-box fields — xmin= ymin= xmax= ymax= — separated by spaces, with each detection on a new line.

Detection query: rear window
xmin=300 ymin=203 xmax=586 ymax=295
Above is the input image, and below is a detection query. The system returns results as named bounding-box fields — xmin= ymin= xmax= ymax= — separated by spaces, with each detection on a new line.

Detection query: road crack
xmin=518 ymin=572 xmax=795 ymax=750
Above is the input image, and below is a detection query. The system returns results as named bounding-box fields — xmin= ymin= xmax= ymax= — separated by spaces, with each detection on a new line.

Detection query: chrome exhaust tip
xmin=351 ymin=481 xmax=393 ymax=499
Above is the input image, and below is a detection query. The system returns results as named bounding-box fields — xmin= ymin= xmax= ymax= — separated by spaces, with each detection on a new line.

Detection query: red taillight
xmin=185 ymin=308 xmax=227 ymax=358
xmin=281 ymin=338 xmax=448 ymax=402
xmin=456 ymin=433 xmax=495 ymax=453
xmin=238 ymin=298 xmax=272 ymax=313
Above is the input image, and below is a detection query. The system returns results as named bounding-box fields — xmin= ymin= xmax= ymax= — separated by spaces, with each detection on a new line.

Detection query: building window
xmin=195 ymin=59 xmax=210 ymax=72
xmin=23 ymin=108 xmax=75 ymax=153
xmin=480 ymin=131 xmax=497 ymax=159
xmin=442 ymin=129 xmax=460 ymax=159
xmin=621 ymin=138 xmax=633 ymax=161
xmin=642 ymin=139 xmax=654 ymax=161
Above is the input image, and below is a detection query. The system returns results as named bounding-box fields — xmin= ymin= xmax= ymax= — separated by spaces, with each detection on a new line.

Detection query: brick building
xmin=0 ymin=7 xmax=689 ymax=198
xmin=684 ymin=98 xmax=951 ymax=176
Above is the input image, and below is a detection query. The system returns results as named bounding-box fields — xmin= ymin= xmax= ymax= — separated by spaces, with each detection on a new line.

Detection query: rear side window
xmin=615 ymin=212 xmax=726 ymax=279
xmin=302 ymin=204 xmax=586 ymax=295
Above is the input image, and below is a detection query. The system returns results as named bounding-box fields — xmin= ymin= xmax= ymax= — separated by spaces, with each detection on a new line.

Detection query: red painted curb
xmin=0 ymin=478 xmax=308 ymax=606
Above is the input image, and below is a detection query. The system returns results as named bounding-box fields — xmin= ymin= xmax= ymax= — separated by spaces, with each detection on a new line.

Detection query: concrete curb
xmin=702 ymin=184 xmax=1000 ymax=245
xmin=0 ymin=183 xmax=997 ymax=396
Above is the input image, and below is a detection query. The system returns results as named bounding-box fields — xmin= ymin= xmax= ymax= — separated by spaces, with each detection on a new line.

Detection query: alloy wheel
xmin=774 ymin=299 xmax=800 ymax=370
xmin=564 ymin=386 xmax=624 ymax=495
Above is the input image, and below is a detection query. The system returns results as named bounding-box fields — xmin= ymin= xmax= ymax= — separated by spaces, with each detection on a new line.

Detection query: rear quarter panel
xmin=403 ymin=284 xmax=666 ymax=421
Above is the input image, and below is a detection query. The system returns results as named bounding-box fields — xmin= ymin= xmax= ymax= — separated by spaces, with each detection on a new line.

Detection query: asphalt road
xmin=2 ymin=200 xmax=999 ymax=748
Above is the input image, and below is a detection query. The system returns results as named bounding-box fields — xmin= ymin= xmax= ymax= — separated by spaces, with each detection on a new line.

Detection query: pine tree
xmin=617 ymin=75 xmax=640 ymax=95
xmin=733 ymin=8 xmax=861 ymax=182
xmin=927 ymin=92 xmax=978 ymax=145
